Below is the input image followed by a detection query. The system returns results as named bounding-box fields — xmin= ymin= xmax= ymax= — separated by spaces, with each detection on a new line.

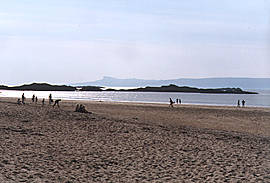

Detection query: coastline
xmin=0 ymin=97 xmax=269 ymax=182
xmin=2 ymin=94 xmax=270 ymax=108
xmin=1 ymin=92 xmax=270 ymax=108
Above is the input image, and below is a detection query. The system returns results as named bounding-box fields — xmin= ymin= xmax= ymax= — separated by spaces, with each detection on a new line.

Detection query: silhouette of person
xmin=32 ymin=94 xmax=35 ymax=103
xmin=35 ymin=96 xmax=38 ymax=104
xmin=179 ymin=99 xmax=181 ymax=104
xmin=242 ymin=100 xmax=245 ymax=107
xmin=42 ymin=98 xmax=45 ymax=106
xmin=176 ymin=99 xmax=178 ymax=104
xmin=77 ymin=104 xmax=88 ymax=113
xmin=17 ymin=99 xmax=21 ymax=105
xmin=22 ymin=93 xmax=25 ymax=104
xmin=49 ymin=94 xmax=52 ymax=105
xmin=237 ymin=100 xmax=240 ymax=107
xmin=53 ymin=99 xmax=61 ymax=108
xmin=75 ymin=104 xmax=80 ymax=112
xmin=169 ymin=98 xmax=174 ymax=107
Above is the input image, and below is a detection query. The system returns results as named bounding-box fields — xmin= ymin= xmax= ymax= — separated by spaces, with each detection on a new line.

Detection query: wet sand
xmin=0 ymin=98 xmax=269 ymax=182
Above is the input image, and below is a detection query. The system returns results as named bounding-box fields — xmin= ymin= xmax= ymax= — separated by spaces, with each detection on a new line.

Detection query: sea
xmin=0 ymin=89 xmax=270 ymax=108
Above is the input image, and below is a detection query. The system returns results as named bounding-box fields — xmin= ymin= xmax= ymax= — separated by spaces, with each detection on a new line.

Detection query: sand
xmin=0 ymin=98 xmax=269 ymax=182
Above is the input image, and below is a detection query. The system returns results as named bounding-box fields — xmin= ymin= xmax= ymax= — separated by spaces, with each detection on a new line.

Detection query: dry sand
xmin=0 ymin=98 xmax=269 ymax=182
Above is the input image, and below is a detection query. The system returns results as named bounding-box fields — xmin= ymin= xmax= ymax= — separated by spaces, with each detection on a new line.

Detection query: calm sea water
xmin=0 ymin=89 xmax=270 ymax=107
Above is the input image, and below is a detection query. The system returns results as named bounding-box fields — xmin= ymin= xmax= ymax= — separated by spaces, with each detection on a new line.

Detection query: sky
xmin=0 ymin=0 xmax=270 ymax=85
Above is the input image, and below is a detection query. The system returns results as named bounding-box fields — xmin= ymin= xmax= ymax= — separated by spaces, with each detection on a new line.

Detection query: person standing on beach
xmin=35 ymin=96 xmax=38 ymax=104
xmin=32 ymin=94 xmax=35 ymax=103
xmin=49 ymin=94 xmax=52 ymax=105
xmin=237 ymin=100 xmax=240 ymax=107
xmin=42 ymin=98 xmax=45 ymax=106
xmin=179 ymin=99 xmax=181 ymax=104
xmin=242 ymin=100 xmax=245 ymax=107
xmin=169 ymin=98 xmax=174 ymax=107
xmin=176 ymin=99 xmax=178 ymax=104
xmin=22 ymin=93 xmax=25 ymax=104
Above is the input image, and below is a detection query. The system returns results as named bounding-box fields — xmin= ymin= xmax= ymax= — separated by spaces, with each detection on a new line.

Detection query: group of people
xmin=237 ymin=100 xmax=246 ymax=107
xmin=169 ymin=98 xmax=182 ymax=107
xmin=176 ymin=98 xmax=182 ymax=104
xmin=169 ymin=97 xmax=247 ymax=108
xmin=17 ymin=93 xmax=61 ymax=107
xmin=17 ymin=93 xmax=26 ymax=105
xmin=75 ymin=104 xmax=89 ymax=113
xmin=17 ymin=93 xmax=90 ymax=112
xmin=31 ymin=94 xmax=38 ymax=104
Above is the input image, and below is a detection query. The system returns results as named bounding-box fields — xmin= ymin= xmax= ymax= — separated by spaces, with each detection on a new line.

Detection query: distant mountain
xmin=73 ymin=76 xmax=158 ymax=88
xmin=72 ymin=76 xmax=270 ymax=89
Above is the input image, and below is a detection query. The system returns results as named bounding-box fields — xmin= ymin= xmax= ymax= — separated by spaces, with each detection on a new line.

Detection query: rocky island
xmin=0 ymin=83 xmax=76 ymax=91
xmin=106 ymin=84 xmax=258 ymax=94
xmin=0 ymin=83 xmax=257 ymax=94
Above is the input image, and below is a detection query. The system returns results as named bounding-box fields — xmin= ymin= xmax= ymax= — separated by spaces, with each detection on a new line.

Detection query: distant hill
xmin=72 ymin=76 xmax=270 ymax=89
xmin=0 ymin=85 xmax=9 ymax=90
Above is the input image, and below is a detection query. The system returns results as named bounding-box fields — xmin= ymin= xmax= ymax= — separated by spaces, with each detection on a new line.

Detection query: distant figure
xmin=42 ymin=98 xmax=45 ymax=106
xmin=75 ymin=104 xmax=89 ymax=113
xmin=22 ymin=93 xmax=25 ymax=104
xmin=176 ymin=99 xmax=179 ymax=104
xmin=75 ymin=104 xmax=80 ymax=112
xmin=179 ymin=99 xmax=182 ymax=104
xmin=80 ymin=104 xmax=87 ymax=113
xmin=35 ymin=96 xmax=38 ymax=104
xmin=32 ymin=94 xmax=35 ymax=103
xmin=53 ymin=99 xmax=61 ymax=108
xmin=242 ymin=100 xmax=245 ymax=107
xmin=169 ymin=98 xmax=174 ymax=107
xmin=49 ymin=94 xmax=52 ymax=105
xmin=237 ymin=100 xmax=240 ymax=107
xmin=17 ymin=99 xmax=21 ymax=105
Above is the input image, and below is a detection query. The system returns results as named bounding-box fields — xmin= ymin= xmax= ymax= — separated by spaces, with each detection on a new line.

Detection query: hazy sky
xmin=0 ymin=0 xmax=270 ymax=85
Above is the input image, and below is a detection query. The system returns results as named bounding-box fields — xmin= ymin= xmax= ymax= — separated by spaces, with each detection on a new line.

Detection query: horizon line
xmin=2 ymin=76 xmax=270 ymax=86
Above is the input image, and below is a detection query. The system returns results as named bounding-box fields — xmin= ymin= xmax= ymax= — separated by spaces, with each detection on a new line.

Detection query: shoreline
xmin=1 ymin=97 xmax=270 ymax=137
xmin=1 ymin=95 xmax=270 ymax=109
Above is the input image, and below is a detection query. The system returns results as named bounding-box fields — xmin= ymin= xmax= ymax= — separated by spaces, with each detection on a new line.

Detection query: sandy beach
xmin=0 ymin=98 xmax=269 ymax=182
